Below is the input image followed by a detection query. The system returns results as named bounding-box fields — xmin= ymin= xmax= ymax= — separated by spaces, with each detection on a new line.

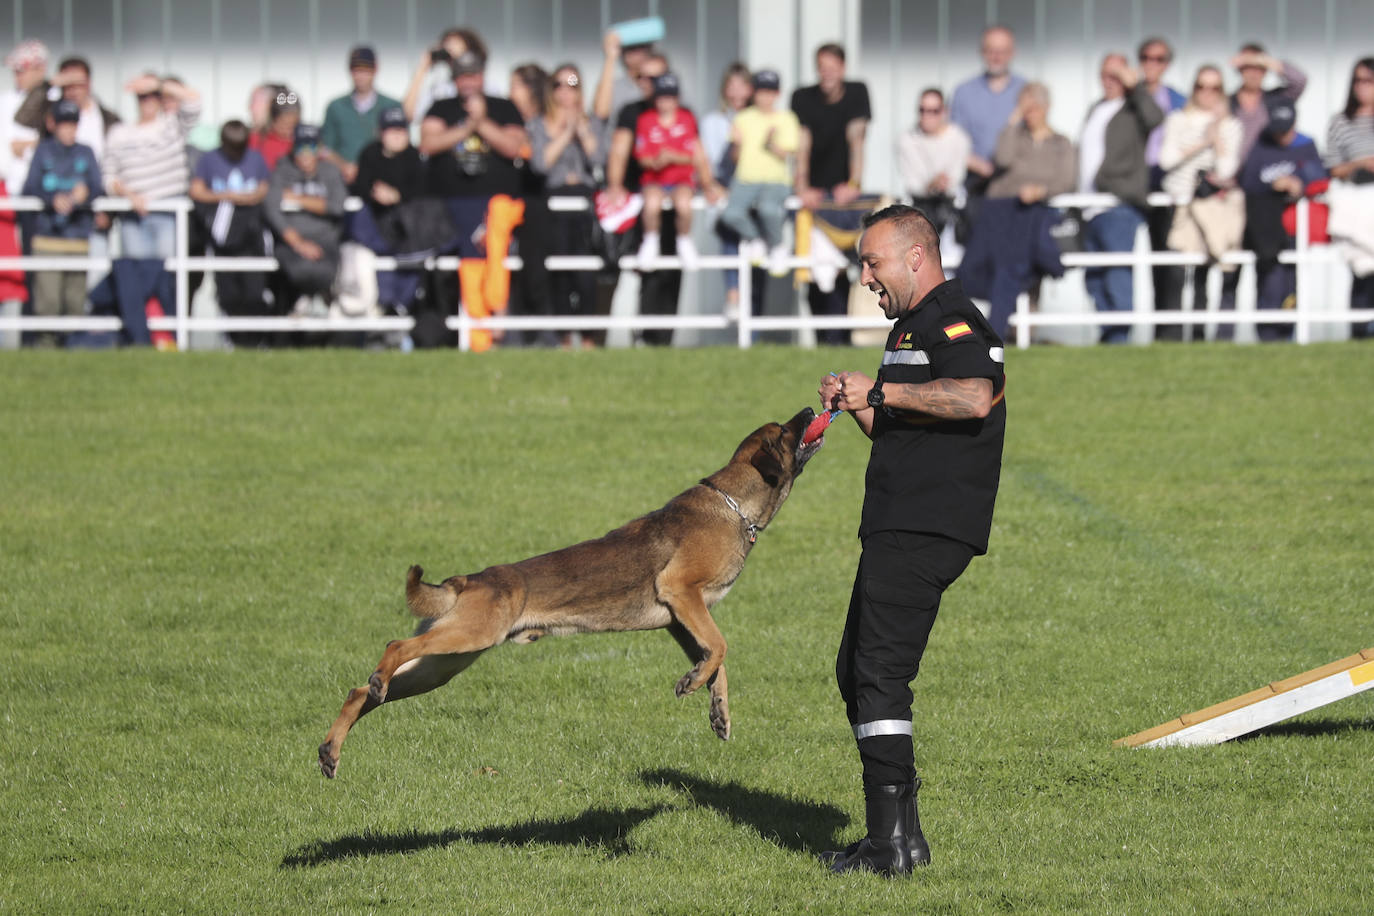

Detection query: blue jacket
xmin=22 ymin=137 xmax=103 ymax=239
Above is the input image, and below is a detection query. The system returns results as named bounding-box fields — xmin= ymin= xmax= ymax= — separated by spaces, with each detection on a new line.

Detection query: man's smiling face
xmin=859 ymin=221 xmax=917 ymax=320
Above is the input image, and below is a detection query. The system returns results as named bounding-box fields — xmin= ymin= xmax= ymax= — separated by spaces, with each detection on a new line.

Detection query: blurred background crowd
xmin=1 ymin=0 xmax=1371 ymax=350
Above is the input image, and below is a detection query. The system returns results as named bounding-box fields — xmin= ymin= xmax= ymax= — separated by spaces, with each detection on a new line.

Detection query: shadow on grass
xmin=281 ymin=804 xmax=671 ymax=868
xmin=1238 ymin=716 xmax=1374 ymax=741
xmin=640 ymin=767 xmax=849 ymax=854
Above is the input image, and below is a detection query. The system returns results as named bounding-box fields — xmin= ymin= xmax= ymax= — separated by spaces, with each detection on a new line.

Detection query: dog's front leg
xmin=658 ymin=585 xmax=728 ymax=698
xmin=667 ymin=621 xmax=730 ymax=740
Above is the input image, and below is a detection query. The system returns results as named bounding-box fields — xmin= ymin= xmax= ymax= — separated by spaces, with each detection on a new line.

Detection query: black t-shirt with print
xmin=425 ymin=94 xmax=525 ymax=198
xmin=860 ymin=279 xmax=1006 ymax=553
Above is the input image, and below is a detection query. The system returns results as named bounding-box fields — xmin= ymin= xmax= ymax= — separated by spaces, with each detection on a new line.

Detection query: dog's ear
xmin=750 ymin=440 xmax=785 ymax=488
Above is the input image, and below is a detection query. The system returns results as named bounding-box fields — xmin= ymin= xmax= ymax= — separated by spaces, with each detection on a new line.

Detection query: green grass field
xmin=2 ymin=344 xmax=1371 ymax=914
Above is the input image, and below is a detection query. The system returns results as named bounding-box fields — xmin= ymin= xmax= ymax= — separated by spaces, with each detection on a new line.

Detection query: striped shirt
xmin=102 ymin=102 xmax=202 ymax=202
xmin=1324 ymin=113 xmax=1374 ymax=168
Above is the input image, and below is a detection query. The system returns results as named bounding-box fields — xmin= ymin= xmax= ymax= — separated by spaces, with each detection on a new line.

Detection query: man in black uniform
xmin=817 ymin=204 xmax=1005 ymax=876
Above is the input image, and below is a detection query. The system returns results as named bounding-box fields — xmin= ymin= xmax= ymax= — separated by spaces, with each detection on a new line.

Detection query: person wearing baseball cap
xmin=419 ymin=36 xmax=528 ymax=351
xmin=20 ymin=94 xmax=103 ymax=347
xmin=348 ymin=106 xmax=428 ymax=315
xmin=320 ymin=44 xmax=401 ymax=184
xmin=717 ymin=67 xmax=801 ymax=277
xmin=1235 ymin=93 xmax=1326 ymax=342
xmin=263 ymin=122 xmax=347 ymax=319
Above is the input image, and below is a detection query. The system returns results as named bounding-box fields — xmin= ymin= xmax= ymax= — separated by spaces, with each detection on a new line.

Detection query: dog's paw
xmin=367 ymin=671 xmax=388 ymax=704
xmin=318 ymin=741 xmax=339 ymax=779
xmin=710 ymin=696 xmax=731 ymax=741
xmin=675 ymin=670 xmax=699 ymax=698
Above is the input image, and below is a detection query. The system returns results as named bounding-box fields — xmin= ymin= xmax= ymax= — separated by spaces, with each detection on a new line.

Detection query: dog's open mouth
xmin=794 ymin=407 xmax=823 ymax=468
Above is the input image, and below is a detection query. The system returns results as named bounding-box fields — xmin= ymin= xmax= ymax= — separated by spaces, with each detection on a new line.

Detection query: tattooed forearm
xmin=888 ymin=378 xmax=993 ymax=420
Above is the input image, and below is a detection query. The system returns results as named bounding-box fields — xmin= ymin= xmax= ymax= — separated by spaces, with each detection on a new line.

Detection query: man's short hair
xmin=1240 ymin=42 xmax=1266 ymax=55
xmin=862 ymin=204 xmax=940 ymax=256
xmin=57 ymin=55 xmax=90 ymax=77
xmin=1137 ymin=36 xmax=1173 ymax=61
xmin=816 ymin=42 xmax=845 ymax=63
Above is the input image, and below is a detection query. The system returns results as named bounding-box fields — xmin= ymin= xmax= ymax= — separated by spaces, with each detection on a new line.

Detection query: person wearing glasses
xmin=1136 ymin=38 xmax=1188 ymax=337
xmin=1159 ymin=65 xmax=1244 ymax=341
xmin=896 ymin=88 xmax=969 ymax=237
xmin=527 ymin=64 xmax=608 ymax=348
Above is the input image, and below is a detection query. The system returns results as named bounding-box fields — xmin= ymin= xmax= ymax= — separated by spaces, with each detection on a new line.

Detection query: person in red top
xmin=250 ymin=89 xmax=300 ymax=170
xmin=634 ymin=72 xmax=701 ymax=269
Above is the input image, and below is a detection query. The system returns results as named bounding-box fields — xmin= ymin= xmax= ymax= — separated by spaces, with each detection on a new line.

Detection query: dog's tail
xmin=405 ymin=565 xmax=466 ymax=618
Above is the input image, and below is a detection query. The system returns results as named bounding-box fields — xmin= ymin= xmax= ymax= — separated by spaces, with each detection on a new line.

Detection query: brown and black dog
xmin=319 ymin=407 xmax=823 ymax=778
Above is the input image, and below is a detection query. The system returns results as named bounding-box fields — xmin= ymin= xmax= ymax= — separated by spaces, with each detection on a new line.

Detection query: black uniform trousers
xmin=836 ymin=529 xmax=975 ymax=788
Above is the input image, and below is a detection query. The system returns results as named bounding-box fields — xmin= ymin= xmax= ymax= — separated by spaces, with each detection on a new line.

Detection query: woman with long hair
xmin=526 ymin=62 xmax=607 ymax=348
xmin=1159 ymin=64 xmax=1245 ymax=340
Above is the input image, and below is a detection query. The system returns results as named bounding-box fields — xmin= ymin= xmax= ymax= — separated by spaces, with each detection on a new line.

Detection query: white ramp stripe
xmin=852 ymin=719 xmax=913 ymax=740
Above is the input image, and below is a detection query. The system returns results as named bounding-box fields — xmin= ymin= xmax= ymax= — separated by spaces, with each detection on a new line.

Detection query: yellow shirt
xmin=732 ymin=106 xmax=800 ymax=185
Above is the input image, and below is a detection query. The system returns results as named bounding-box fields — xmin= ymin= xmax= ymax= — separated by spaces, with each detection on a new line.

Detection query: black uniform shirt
xmin=860 ymin=278 xmax=1006 ymax=553
xmin=424 ymin=94 xmax=525 ymax=198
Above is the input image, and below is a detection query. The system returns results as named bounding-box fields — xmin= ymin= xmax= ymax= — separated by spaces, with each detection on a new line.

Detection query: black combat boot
xmin=820 ymin=782 xmax=917 ymax=876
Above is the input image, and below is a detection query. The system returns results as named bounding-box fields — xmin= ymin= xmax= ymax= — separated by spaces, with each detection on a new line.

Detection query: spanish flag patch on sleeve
xmin=943 ymin=321 xmax=973 ymax=340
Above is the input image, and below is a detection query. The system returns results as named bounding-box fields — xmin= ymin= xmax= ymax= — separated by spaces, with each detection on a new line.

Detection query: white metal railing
xmin=0 ymin=192 xmax=1368 ymax=351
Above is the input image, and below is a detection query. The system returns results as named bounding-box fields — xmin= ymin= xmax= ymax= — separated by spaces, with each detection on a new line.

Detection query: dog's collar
xmin=699 ymin=480 xmax=763 ymax=544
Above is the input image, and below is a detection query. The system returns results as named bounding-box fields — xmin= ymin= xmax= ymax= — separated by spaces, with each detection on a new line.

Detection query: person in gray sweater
xmin=1078 ymin=53 xmax=1165 ymax=343
xmin=263 ymin=124 xmax=347 ymax=314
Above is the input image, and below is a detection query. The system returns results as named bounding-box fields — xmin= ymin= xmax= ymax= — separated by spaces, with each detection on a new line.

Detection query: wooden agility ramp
xmin=1116 ymin=649 xmax=1374 ymax=749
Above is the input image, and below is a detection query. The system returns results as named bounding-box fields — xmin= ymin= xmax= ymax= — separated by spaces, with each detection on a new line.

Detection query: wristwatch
xmin=866 ymin=376 xmax=885 ymax=409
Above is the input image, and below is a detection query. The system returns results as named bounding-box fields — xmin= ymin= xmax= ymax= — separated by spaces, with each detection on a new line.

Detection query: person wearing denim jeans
xmin=1078 ymin=53 xmax=1163 ymax=344
xmin=1082 ymin=204 xmax=1143 ymax=343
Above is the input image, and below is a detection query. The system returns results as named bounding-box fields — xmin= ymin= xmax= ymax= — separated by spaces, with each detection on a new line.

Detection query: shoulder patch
xmin=896 ymin=332 xmax=916 ymax=350
xmin=942 ymin=321 xmax=973 ymax=340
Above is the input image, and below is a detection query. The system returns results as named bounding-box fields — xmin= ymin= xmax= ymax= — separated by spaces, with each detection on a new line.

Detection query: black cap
xmin=1265 ymin=98 xmax=1296 ymax=138
xmin=379 ymin=106 xmax=408 ymax=130
xmin=752 ymin=69 xmax=780 ymax=91
xmin=293 ymin=123 xmax=321 ymax=149
xmin=52 ymin=98 xmax=81 ymax=123
xmin=349 ymin=45 xmax=377 ymax=69
xmin=652 ymin=72 xmax=680 ymax=98
xmin=451 ymin=49 xmax=485 ymax=75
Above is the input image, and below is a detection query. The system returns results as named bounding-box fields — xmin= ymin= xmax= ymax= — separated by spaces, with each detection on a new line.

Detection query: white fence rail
xmin=0 ymin=193 xmax=1368 ymax=351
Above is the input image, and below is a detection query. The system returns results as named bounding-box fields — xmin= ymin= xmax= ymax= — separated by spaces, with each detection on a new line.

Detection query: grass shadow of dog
xmin=640 ymin=767 xmax=849 ymax=854
xmin=281 ymin=804 xmax=671 ymax=868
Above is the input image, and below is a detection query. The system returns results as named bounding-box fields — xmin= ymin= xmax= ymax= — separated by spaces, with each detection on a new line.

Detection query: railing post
xmin=1015 ymin=292 xmax=1031 ymax=349
xmin=173 ymin=201 xmax=189 ymax=351
xmin=1294 ymin=196 xmax=1311 ymax=345
xmin=736 ymin=246 xmax=752 ymax=349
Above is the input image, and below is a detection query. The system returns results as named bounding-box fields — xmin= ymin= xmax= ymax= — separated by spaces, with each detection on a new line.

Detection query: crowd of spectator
xmin=1 ymin=24 xmax=1372 ymax=350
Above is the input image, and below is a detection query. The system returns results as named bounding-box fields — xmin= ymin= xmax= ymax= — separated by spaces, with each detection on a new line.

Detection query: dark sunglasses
xmin=1194 ymin=82 xmax=1223 ymax=91
xmin=1139 ymin=53 xmax=1169 ymax=63
xmin=919 ymin=106 xmax=943 ymax=114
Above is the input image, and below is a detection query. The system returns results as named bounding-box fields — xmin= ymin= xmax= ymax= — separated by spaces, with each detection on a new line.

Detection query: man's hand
xmin=818 ymin=373 xmax=843 ymax=411
xmin=52 ymin=192 xmax=74 ymax=215
xmin=128 ymin=191 xmax=149 ymax=217
xmin=463 ymin=93 xmax=487 ymax=123
xmin=290 ymin=234 xmax=324 ymax=260
xmin=339 ymin=161 xmax=358 ymax=184
xmin=797 ymin=187 xmax=824 ymax=210
xmin=703 ymin=181 xmax=725 ymax=206
xmin=927 ymin=173 xmax=949 ymax=194
xmin=1018 ymin=183 xmax=1046 ymax=205
xmin=832 ymin=182 xmax=860 ymax=205
xmin=1272 ymin=174 xmax=1303 ymax=197
xmin=124 ymin=73 xmax=162 ymax=96
xmin=603 ymin=29 xmax=622 ymax=60
xmin=833 ymin=371 xmax=877 ymax=411
xmin=967 ymin=154 xmax=995 ymax=178
xmin=70 ymin=181 xmax=89 ymax=205
xmin=371 ymin=181 xmax=401 ymax=206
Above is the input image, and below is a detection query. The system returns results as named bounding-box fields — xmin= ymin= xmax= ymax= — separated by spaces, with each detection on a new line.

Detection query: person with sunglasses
xmin=1136 ymin=38 xmax=1188 ymax=333
xmin=1324 ymin=58 xmax=1374 ymax=338
xmin=896 ymin=88 xmax=969 ymax=237
xmin=1159 ymin=65 xmax=1245 ymax=340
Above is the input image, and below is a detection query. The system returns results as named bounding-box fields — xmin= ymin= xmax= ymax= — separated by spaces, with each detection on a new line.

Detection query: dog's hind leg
xmin=667 ymin=621 xmax=731 ymax=740
xmin=367 ymin=608 xmax=510 ymax=704
xmin=318 ymin=651 xmax=480 ymax=779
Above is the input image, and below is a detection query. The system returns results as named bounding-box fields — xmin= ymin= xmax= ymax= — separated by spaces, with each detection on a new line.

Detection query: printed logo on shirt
xmin=943 ymin=321 xmax=973 ymax=340
xmin=896 ymin=332 xmax=915 ymax=350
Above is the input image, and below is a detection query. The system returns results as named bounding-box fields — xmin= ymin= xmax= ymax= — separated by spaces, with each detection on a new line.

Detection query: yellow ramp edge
xmin=1116 ymin=649 xmax=1374 ymax=748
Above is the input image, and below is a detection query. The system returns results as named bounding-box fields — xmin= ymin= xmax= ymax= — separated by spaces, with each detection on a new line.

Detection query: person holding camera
xmin=1158 ymin=64 xmax=1244 ymax=341
xmin=403 ymin=27 xmax=487 ymax=126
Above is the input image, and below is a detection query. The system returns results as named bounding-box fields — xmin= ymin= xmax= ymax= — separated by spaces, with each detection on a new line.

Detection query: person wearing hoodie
xmin=21 ymin=99 xmax=102 ymax=347
xmin=263 ymin=124 xmax=347 ymax=317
